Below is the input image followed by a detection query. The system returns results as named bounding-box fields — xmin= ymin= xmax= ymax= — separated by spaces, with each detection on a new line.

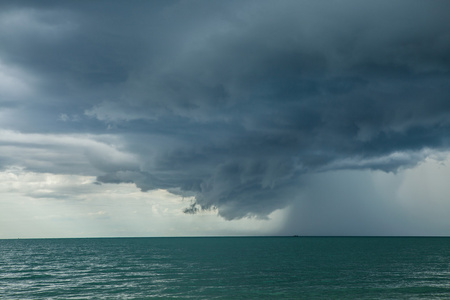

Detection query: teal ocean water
xmin=1 ymin=237 xmax=449 ymax=299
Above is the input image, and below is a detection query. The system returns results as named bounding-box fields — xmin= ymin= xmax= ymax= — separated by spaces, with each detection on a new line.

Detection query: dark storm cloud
xmin=1 ymin=0 xmax=450 ymax=219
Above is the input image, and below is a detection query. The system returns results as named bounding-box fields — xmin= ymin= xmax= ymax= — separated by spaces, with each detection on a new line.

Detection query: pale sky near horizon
xmin=1 ymin=0 xmax=450 ymax=238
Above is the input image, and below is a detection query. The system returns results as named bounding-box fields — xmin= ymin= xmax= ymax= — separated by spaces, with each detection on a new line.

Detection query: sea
xmin=1 ymin=237 xmax=449 ymax=299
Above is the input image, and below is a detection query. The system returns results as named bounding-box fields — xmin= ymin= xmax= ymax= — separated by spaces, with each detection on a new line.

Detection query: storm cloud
xmin=1 ymin=0 xmax=450 ymax=221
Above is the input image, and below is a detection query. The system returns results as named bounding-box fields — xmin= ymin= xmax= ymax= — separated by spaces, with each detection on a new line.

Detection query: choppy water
xmin=1 ymin=237 xmax=449 ymax=299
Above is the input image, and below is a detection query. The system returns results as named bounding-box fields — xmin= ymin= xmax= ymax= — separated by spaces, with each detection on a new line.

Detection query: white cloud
xmin=0 ymin=130 xmax=139 ymax=174
xmin=0 ymin=167 xmax=285 ymax=238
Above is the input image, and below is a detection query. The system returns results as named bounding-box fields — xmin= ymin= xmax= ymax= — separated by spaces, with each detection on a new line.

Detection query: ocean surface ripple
xmin=1 ymin=237 xmax=449 ymax=299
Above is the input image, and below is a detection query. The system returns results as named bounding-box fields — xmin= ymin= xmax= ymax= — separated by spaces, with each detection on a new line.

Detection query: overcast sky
xmin=1 ymin=0 xmax=450 ymax=238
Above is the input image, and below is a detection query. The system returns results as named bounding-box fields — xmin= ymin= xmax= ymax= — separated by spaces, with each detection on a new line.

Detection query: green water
xmin=1 ymin=237 xmax=449 ymax=299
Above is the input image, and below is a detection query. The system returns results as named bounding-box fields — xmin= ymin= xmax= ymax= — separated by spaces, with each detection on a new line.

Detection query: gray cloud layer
xmin=1 ymin=0 xmax=450 ymax=220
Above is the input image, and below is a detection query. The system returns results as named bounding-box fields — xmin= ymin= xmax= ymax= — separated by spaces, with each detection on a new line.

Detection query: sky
xmin=1 ymin=0 xmax=450 ymax=238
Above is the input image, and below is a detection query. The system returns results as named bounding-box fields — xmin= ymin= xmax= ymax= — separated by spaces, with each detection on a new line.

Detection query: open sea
xmin=1 ymin=237 xmax=449 ymax=299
